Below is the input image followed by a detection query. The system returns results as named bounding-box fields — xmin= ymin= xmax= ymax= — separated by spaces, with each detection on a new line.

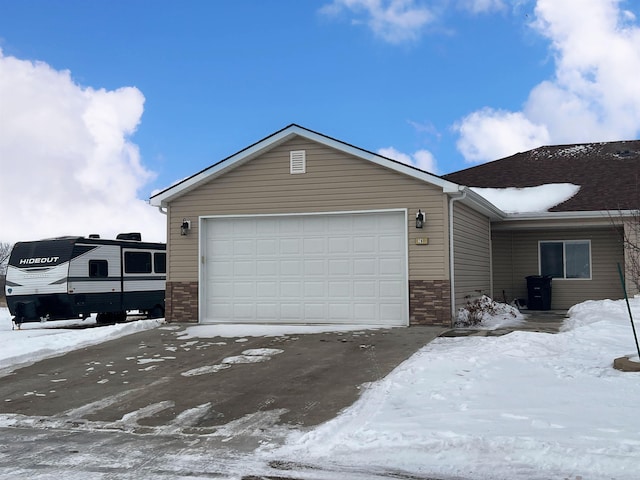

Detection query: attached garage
xmin=150 ymin=124 xmax=500 ymax=327
xmin=201 ymin=211 xmax=408 ymax=325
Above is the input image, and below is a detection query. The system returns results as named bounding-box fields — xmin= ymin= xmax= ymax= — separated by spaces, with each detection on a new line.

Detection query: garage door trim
xmin=198 ymin=209 xmax=409 ymax=326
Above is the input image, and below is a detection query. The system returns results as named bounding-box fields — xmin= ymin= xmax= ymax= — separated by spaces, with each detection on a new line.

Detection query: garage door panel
xmin=380 ymin=258 xmax=404 ymax=275
xmin=281 ymin=303 xmax=302 ymax=319
xmin=234 ymin=239 xmax=254 ymax=255
xmin=328 ymin=237 xmax=350 ymax=253
xmin=354 ymin=303 xmax=376 ymax=321
xmin=256 ymin=304 xmax=278 ymax=320
xmin=329 ymin=281 xmax=351 ymax=297
xmin=211 ymin=303 xmax=232 ymax=317
xmin=234 ymin=303 xmax=255 ymax=319
xmin=380 ymin=235 xmax=404 ymax=253
xmin=354 ymin=281 xmax=376 ymax=297
xmin=210 ymin=260 xmax=233 ymax=276
xmin=304 ymin=303 xmax=326 ymax=320
xmin=380 ymin=303 xmax=404 ymax=319
xmin=304 ymin=259 xmax=325 ymax=275
xmin=354 ymin=236 xmax=376 ymax=253
xmin=257 ymin=260 xmax=278 ymax=275
xmin=280 ymin=281 xmax=301 ymax=297
xmin=280 ymin=260 xmax=302 ymax=275
xmin=380 ymin=280 xmax=403 ymax=297
xmin=280 ymin=238 xmax=301 ymax=254
xmin=257 ymin=239 xmax=278 ymax=255
xmin=354 ymin=259 xmax=376 ymax=275
xmin=280 ymin=217 xmax=302 ymax=234
xmin=256 ymin=281 xmax=278 ymax=297
xmin=234 ymin=260 xmax=254 ymax=276
xmin=304 ymin=281 xmax=325 ymax=296
xmin=304 ymin=237 xmax=325 ymax=254
xmin=203 ymin=211 xmax=407 ymax=325
xmin=233 ymin=282 xmax=255 ymax=297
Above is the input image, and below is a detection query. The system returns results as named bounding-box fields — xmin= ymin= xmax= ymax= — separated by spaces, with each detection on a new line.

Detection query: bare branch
xmin=0 ymin=242 xmax=12 ymax=275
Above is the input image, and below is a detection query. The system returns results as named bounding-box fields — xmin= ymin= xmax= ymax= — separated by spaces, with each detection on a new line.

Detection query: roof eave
xmin=452 ymin=186 xmax=507 ymax=221
xmin=149 ymin=124 xmax=463 ymax=207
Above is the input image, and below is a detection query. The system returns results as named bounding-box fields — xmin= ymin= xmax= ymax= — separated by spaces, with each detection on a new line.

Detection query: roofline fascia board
xmin=501 ymin=210 xmax=636 ymax=221
xmin=491 ymin=210 xmax=637 ymax=231
xmin=149 ymin=124 xmax=463 ymax=207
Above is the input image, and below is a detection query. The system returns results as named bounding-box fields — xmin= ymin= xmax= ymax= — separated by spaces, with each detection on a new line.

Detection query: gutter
xmin=448 ymin=187 xmax=467 ymax=322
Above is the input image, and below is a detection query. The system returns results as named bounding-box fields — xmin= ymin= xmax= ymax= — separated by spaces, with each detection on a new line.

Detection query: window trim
xmin=538 ymin=239 xmax=592 ymax=280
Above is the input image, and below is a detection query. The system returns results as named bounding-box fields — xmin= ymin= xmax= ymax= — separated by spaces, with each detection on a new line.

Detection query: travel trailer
xmin=5 ymin=233 xmax=166 ymax=325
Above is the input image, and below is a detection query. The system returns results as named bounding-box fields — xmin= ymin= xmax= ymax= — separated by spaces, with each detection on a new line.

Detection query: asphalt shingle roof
xmin=443 ymin=140 xmax=640 ymax=212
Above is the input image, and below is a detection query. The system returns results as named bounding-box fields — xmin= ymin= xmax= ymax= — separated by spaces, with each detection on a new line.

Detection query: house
xmin=149 ymin=125 xmax=638 ymax=326
xmin=444 ymin=140 xmax=640 ymax=309
xmin=149 ymin=124 xmax=502 ymax=327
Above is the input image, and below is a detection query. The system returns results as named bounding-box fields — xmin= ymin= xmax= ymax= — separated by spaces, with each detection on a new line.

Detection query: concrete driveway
xmin=0 ymin=323 xmax=444 ymax=451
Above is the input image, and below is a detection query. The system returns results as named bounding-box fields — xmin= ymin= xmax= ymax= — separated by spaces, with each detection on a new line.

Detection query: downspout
xmin=157 ymin=206 xmax=167 ymax=215
xmin=449 ymin=187 xmax=467 ymax=322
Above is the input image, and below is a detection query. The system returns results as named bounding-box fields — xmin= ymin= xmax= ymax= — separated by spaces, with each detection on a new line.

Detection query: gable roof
xmin=443 ymin=140 xmax=640 ymax=212
xmin=150 ymin=124 xmax=502 ymax=218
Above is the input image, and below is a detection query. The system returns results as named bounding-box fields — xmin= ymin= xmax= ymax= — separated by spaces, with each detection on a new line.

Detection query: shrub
xmin=455 ymin=295 xmax=517 ymax=328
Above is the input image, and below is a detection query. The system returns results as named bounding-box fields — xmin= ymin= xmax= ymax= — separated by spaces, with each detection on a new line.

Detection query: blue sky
xmin=1 ymin=0 xmax=640 ymax=243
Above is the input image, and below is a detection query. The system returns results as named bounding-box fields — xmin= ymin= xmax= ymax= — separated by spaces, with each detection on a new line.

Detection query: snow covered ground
xmin=1 ymin=300 xmax=639 ymax=480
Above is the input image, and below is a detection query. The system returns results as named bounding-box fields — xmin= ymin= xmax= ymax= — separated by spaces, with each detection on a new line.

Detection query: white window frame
xmin=538 ymin=240 xmax=592 ymax=280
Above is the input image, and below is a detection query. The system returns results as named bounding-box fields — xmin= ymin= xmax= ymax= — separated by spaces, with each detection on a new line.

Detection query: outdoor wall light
xmin=180 ymin=219 xmax=191 ymax=236
xmin=416 ymin=209 xmax=425 ymax=229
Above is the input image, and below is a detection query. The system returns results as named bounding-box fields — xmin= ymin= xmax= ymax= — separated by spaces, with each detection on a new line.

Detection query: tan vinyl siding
xmin=452 ymin=202 xmax=491 ymax=309
xmin=167 ymin=137 xmax=450 ymax=283
xmin=492 ymin=227 xmax=624 ymax=309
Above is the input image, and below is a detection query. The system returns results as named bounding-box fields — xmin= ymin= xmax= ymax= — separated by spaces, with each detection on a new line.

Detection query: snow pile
xmin=273 ymin=298 xmax=640 ymax=480
xmin=0 ymin=308 xmax=163 ymax=371
xmin=471 ymin=183 xmax=580 ymax=213
xmin=178 ymin=323 xmax=386 ymax=339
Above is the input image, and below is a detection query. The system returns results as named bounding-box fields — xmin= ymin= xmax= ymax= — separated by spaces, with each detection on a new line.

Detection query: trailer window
xmin=89 ymin=260 xmax=108 ymax=278
xmin=124 ymin=251 xmax=152 ymax=274
xmin=154 ymin=252 xmax=166 ymax=273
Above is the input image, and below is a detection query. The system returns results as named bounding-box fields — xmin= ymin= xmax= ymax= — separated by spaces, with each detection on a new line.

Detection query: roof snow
xmin=471 ymin=183 xmax=580 ymax=213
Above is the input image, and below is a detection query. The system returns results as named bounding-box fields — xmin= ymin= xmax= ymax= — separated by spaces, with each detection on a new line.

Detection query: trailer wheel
xmin=96 ymin=312 xmax=114 ymax=325
xmin=114 ymin=311 xmax=128 ymax=323
xmin=149 ymin=305 xmax=164 ymax=319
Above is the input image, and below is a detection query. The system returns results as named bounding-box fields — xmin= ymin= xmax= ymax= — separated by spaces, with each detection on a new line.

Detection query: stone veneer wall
xmin=167 ymin=280 xmax=451 ymax=326
xmin=409 ymin=279 xmax=452 ymax=326
xmin=166 ymin=281 xmax=198 ymax=323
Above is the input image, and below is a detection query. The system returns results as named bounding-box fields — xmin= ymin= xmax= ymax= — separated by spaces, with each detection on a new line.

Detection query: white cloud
xmin=320 ymin=0 xmax=434 ymax=44
xmin=457 ymin=0 xmax=507 ymax=14
xmin=378 ymin=146 xmax=438 ymax=173
xmin=455 ymin=108 xmax=550 ymax=161
xmin=455 ymin=0 xmax=640 ymax=163
xmin=0 ymin=51 xmax=165 ymax=244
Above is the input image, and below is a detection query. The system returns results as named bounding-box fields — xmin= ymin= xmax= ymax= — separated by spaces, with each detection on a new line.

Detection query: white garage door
xmin=201 ymin=211 xmax=408 ymax=325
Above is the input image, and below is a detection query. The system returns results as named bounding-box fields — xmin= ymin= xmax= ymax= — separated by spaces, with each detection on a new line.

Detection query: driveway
xmin=0 ymin=323 xmax=444 ymax=452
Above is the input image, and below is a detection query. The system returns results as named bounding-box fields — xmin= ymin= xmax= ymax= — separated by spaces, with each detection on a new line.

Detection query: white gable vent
xmin=290 ymin=150 xmax=306 ymax=174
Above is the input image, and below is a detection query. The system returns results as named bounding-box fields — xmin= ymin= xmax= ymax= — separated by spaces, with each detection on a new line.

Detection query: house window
xmin=539 ymin=240 xmax=591 ymax=279
xmin=89 ymin=260 xmax=108 ymax=278
xmin=124 ymin=251 xmax=152 ymax=274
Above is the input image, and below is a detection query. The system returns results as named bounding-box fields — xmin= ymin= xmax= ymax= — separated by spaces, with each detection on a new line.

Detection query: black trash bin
xmin=526 ymin=275 xmax=552 ymax=310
